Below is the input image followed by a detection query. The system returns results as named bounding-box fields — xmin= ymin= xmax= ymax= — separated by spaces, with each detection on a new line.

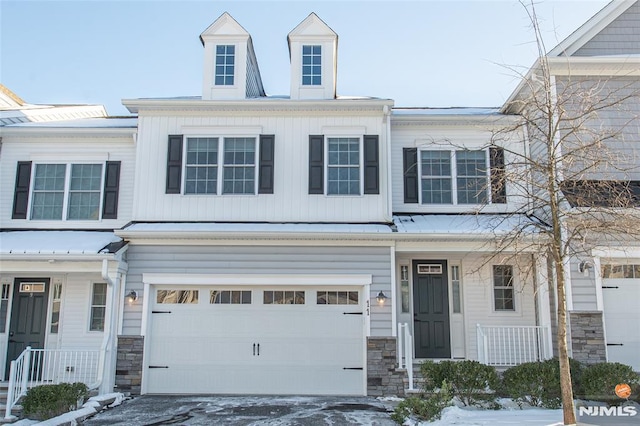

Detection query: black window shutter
xmin=166 ymin=135 xmax=183 ymax=194
xmin=308 ymin=135 xmax=324 ymax=194
xmin=258 ymin=135 xmax=275 ymax=194
xmin=12 ymin=161 xmax=32 ymax=219
xmin=102 ymin=161 xmax=121 ymax=219
xmin=363 ymin=135 xmax=380 ymax=194
xmin=403 ymin=148 xmax=418 ymax=203
xmin=490 ymin=147 xmax=507 ymax=204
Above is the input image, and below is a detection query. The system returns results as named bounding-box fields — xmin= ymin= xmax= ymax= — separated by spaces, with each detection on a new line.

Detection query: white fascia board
xmin=0 ymin=253 xmax=115 ymax=262
xmin=143 ymin=273 xmax=372 ymax=286
xmin=548 ymin=0 xmax=637 ymax=57
xmin=121 ymin=98 xmax=394 ymax=114
xmin=1 ymin=127 xmax=136 ymax=137
xmin=390 ymin=114 xmax=520 ymax=128
xmin=592 ymin=247 xmax=640 ymax=259
xmin=0 ymin=258 xmax=112 ymax=273
xmin=547 ymin=56 xmax=640 ymax=76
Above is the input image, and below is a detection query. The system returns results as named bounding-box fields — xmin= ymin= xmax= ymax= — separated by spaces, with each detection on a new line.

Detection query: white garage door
xmin=144 ymin=286 xmax=365 ymax=395
xmin=602 ymin=268 xmax=640 ymax=371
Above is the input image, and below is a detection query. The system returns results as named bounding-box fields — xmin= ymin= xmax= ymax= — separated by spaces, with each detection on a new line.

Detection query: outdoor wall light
xmin=125 ymin=290 xmax=138 ymax=304
xmin=578 ymin=261 xmax=592 ymax=277
xmin=376 ymin=291 xmax=388 ymax=305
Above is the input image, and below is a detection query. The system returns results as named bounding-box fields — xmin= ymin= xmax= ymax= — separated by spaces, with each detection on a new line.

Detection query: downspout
xmin=97 ymin=258 xmax=121 ymax=393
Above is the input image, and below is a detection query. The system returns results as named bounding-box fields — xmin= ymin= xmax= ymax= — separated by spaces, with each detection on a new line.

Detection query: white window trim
xmin=182 ymin=135 xmax=259 ymax=196
xmin=88 ymin=282 xmax=107 ymax=332
xmin=490 ymin=265 xmax=520 ymax=315
xmin=301 ymin=44 xmax=322 ymax=86
xmin=324 ymin=135 xmax=364 ymax=197
xmin=28 ymin=162 xmax=105 ymax=222
xmin=214 ymin=44 xmax=237 ymax=87
xmin=417 ymin=148 xmax=492 ymax=206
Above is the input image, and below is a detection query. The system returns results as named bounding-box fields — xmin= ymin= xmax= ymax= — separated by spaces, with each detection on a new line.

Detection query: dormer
xmin=200 ymin=12 xmax=265 ymax=100
xmin=287 ymin=13 xmax=338 ymax=100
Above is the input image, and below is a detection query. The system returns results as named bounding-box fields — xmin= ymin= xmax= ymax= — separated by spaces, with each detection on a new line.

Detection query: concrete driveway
xmin=82 ymin=395 xmax=397 ymax=425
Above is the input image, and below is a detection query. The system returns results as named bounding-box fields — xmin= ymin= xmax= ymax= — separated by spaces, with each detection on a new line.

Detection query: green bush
xmin=420 ymin=360 xmax=499 ymax=406
xmin=579 ymin=362 xmax=640 ymax=401
xmin=22 ymin=382 xmax=89 ymax=420
xmin=391 ymin=381 xmax=452 ymax=424
xmin=501 ymin=358 xmax=583 ymax=408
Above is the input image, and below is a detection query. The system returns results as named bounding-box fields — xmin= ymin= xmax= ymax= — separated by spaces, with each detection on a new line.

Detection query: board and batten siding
xmin=132 ymin=113 xmax=389 ymax=223
xmin=123 ymin=245 xmax=393 ymax=336
xmin=573 ymin=2 xmax=640 ymax=57
xmin=0 ymin=134 xmax=135 ymax=229
xmin=390 ymin=123 xmax=525 ymax=214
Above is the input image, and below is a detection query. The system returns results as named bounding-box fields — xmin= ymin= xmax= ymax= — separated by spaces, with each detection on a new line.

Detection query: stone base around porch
xmin=115 ymin=335 xmax=144 ymax=395
xmin=569 ymin=311 xmax=606 ymax=365
xmin=367 ymin=337 xmax=406 ymax=397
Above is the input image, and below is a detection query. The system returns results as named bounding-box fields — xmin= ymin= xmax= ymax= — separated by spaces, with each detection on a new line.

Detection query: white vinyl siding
xmin=131 ymin=113 xmax=388 ymax=222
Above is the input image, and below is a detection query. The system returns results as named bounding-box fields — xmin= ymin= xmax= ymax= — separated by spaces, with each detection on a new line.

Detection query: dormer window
xmin=215 ymin=45 xmax=235 ymax=86
xmin=302 ymin=45 xmax=321 ymax=86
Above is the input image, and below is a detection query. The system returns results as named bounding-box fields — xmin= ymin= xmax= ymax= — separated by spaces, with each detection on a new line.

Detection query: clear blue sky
xmin=1 ymin=1 xmax=608 ymax=116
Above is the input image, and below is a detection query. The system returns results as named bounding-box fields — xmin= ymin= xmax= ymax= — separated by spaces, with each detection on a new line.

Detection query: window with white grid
xmin=223 ymin=137 xmax=256 ymax=194
xmin=327 ymin=137 xmax=360 ymax=195
xmin=185 ymin=137 xmax=218 ymax=194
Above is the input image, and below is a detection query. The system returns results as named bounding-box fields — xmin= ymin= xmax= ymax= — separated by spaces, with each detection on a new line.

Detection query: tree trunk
xmin=555 ymin=258 xmax=577 ymax=425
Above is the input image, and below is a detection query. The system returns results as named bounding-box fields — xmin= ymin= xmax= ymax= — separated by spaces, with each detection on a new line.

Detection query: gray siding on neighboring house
xmin=123 ymin=245 xmax=392 ymax=336
xmin=570 ymin=258 xmax=598 ymax=311
xmin=556 ymin=77 xmax=640 ymax=181
xmin=573 ymin=2 xmax=640 ymax=56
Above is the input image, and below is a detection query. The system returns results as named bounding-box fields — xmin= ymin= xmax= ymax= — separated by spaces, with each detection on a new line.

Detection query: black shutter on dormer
xmin=308 ymin=135 xmax=324 ymax=194
xmin=403 ymin=148 xmax=418 ymax=204
xmin=490 ymin=147 xmax=507 ymax=204
xmin=102 ymin=161 xmax=121 ymax=219
xmin=258 ymin=135 xmax=275 ymax=194
xmin=166 ymin=135 xmax=183 ymax=194
xmin=12 ymin=161 xmax=32 ymax=219
xmin=363 ymin=135 xmax=380 ymax=194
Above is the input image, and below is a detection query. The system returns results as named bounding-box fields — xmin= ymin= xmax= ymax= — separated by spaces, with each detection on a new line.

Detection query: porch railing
xmin=397 ymin=323 xmax=414 ymax=391
xmin=477 ymin=324 xmax=552 ymax=367
xmin=5 ymin=347 xmax=102 ymax=419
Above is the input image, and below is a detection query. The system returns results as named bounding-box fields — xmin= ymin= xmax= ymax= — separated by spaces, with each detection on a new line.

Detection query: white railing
xmin=5 ymin=347 xmax=102 ymax=419
xmin=477 ymin=324 xmax=552 ymax=367
xmin=397 ymin=323 xmax=414 ymax=391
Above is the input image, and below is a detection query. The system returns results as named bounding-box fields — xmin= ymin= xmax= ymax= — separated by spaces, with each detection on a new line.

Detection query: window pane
xmin=223 ymin=138 xmax=256 ymax=194
xmin=31 ymin=164 xmax=66 ymax=220
xmin=421 ymin=152 xmax=452 ymax=204
xmin=215 ymin=45 xmax=235 ymax=86
xmin=302 ymin=45 xmax=321 ymax=86
xmin=327 ymin=138 xmax=360 ymax=195
xmin=457 ymin=151 xmax=487 ymax=204
xmin=158 ymin=290 xmax=199 ymax=304
xmin=90 ymin=283 xmax=108 ymax=331
xmin=185 ymin=138 xmax=218 ymax=194
xmin=493 ymin=265 xmax=515 ymax=311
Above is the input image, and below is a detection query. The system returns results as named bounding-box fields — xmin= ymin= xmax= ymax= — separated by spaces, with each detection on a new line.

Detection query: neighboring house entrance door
xmin=413 ymin=260 xmax=450 ymax=358
xmin=5 ymin=278 xmax=50 ymax=379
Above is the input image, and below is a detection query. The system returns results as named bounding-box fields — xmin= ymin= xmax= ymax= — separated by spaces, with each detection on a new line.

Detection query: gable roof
xmin=548 ymin=0 xmax=637 ymax=57
xmin=199 ymin=12 xmax=250 ymax=46
xmin=0 ymin=84 xmax=25 ymax=108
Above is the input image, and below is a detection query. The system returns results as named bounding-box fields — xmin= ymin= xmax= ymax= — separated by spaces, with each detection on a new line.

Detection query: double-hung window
xmin=302 ymin=45 xmax=321 ymax=86
xmin=31 ymin=163 xmax=103 ymax=220
xmin=327 ymin=137 xmax=360 ymax=195
xmin=420 ymin=150 xmax=489 ymax=204
xmin=215 ymin=45 xmax=235 ymax=86
xmin=493 ymin=265 xmax=515 ymax=311
xmin=89 ymin=282 xmax=107 ymax=331
xmin=184 ymin=136 xmax=256 ymax=195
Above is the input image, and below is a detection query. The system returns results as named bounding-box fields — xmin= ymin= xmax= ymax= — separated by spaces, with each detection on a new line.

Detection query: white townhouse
xmin=0 ymin=2 xmax=638 ymax=410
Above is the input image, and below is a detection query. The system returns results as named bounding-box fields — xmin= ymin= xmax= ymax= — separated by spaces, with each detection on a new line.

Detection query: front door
xmin=5 ymin=278 xmax=50 ymax=379
xmin=413 ymin=260 xmax=450 ymax=358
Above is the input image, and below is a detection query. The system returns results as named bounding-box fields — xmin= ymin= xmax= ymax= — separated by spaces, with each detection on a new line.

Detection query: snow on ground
xmin=412 ymin=405 xmax=565 ymax=426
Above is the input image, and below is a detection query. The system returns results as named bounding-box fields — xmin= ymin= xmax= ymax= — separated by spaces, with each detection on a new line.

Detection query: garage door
xmin=602 ymin=265 xmax=640 ymax=371
xmin=144 ymin=286 xmax=365 ymax=395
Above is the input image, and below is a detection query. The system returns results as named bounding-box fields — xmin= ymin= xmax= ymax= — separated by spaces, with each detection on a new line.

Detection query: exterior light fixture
xmin=578 ymin=261 xmax=592 ymax=277
xmin=376 ymin=291 xmax=387 ymax=305
xmin=125 ymin=290 xmax=138 ymax=304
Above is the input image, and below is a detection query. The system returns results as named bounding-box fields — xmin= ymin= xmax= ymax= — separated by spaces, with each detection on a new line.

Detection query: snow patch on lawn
xmin=406 ymin=405 xmax=564 ymax=425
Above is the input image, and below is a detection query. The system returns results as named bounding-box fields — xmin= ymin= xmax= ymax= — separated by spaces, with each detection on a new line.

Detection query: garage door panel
xmin=602 ymin=278 xmax=640 ymax=371
xmin=145 ymin=286 xmax=365 ymax=395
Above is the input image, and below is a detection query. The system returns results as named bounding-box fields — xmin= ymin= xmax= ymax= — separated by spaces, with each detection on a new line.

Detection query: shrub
xmin=391 ymin=381 xmax=452 ymax=424
xmin=22 ymin=382 xmax=89 ymax=420
xmin=579 ymin=362 xmax=640 ymax=401
xmin=501 ymin=358 xmax=583 ymax=408
xmin=420 ymin=360 xmax=499 ymax=406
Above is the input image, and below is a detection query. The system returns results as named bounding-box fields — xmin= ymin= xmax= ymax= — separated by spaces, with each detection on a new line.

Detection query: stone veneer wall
xmin=569 ymin=311 xmax=606 ymax=364
xmin=115 ymin=336 xmax=144 ymax=394
xmin=367 ymin=337 xmax=405 ymax=397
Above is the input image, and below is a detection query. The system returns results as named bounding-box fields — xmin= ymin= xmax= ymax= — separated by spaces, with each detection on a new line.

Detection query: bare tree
xmin=490 ymin=2 xmax=640 ymax=424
